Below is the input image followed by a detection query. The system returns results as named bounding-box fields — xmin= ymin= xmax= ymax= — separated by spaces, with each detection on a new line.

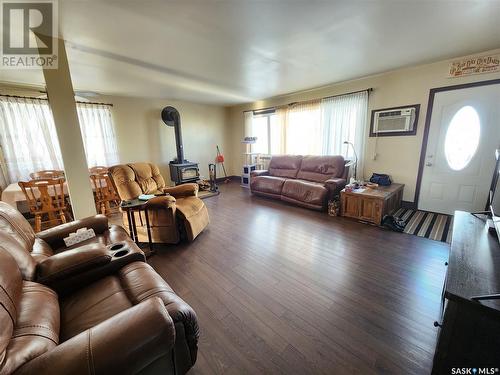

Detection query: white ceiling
xmin=1 ymin=0 xmax=500 ymax=105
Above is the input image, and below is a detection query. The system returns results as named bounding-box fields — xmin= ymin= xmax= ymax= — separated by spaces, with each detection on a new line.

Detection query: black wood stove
xmin=161 ymin=106 xmax=200 ymax=185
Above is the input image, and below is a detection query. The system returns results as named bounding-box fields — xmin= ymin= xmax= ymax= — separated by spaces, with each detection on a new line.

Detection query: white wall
xmin=226 ymin=48 xmax=500 ymax=202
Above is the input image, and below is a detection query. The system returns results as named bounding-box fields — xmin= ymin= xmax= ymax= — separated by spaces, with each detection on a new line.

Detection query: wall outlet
xmin=372 ymin=153 xmax=378 ymax=160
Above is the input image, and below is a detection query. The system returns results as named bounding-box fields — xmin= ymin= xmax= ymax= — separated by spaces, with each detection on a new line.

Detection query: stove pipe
xmin=161 ymin=106 xmax=184 ymax=163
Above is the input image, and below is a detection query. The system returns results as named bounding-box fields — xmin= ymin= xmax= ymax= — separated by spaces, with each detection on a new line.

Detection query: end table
xmin=120 ymin=199 xmax=154 ymax=254
xmin=340 ymin=183 xmax=404 ymax=225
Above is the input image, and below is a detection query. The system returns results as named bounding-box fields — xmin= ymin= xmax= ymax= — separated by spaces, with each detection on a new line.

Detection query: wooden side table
xmin=340 ymin=183 xmax=404 ymax=225
xmin=120 ymin=199 xmax=153 ymax=252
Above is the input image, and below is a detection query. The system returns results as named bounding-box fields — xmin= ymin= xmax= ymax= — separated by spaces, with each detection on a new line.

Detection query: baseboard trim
xmin=215 ymin=175 xmax=239 ymax=183
xmin=402 ymin=200 xmax=417 ymax=210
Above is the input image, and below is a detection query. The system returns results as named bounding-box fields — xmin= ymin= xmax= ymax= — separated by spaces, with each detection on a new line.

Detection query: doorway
xmin=418 ymin=81 xmax=500 ymax=215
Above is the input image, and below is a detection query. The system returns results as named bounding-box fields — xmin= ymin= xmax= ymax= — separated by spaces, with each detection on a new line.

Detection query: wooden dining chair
xmin=30 ymin=170 xmax=65 ymax=180
xmin=90 ymin=172 xmax=120 ymax=215
xmin=89 ymin=166 xmax=108 ymax=175
xmin=18 ymin=178 xmax=69 ymax=232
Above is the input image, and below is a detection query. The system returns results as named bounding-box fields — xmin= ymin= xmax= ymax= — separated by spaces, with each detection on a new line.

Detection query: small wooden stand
xmin=120 ymin=199 xmax=154 ymax=255
xmin=340 ymin=183 xmax=404 ymax=225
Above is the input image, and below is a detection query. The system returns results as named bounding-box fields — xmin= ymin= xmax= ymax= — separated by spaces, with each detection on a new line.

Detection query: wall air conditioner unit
xmin=370 ymin=105 xmax=419 ymax=136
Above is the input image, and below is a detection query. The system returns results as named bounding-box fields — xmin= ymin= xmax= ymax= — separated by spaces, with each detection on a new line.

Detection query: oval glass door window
xmin=444 ymin=106 xmax=481 ymax=171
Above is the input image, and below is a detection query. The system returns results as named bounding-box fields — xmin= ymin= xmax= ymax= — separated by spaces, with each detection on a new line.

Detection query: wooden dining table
xmin=1 ymin=179 xmax=107 ymax=211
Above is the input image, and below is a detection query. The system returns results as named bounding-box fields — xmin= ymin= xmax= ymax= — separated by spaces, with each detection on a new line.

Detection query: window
xmin=444 ymin=105 xmax=480 ymax=171
xmin=0 ymin=96 xmax=119 ymax=184
xmin=285 ymin=101 xmax=322 ymax=155
xmin=245 ymin=91 xmax=368 ymax=171
xmin=251 ymin=114 xmax=271 ymax=154
xmin=76 ymin=103 xmax=119 ymax=168
xmin=0 ymin=97 xmax=63 ymax=184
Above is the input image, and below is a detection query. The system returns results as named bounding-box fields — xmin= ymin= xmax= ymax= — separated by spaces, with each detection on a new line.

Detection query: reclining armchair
xmin=0 ymin=201 xmax=142 ymax=286
xmin=0 ymin=203 xmax=200 ymax=374
xmin=109 ymin=162 xmax=209 ymax=244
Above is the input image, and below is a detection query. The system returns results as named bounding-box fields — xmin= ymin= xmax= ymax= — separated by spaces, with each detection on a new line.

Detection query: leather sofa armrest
xmin=36 ymin=244 xmax=111 ymax=285
xmin=37 ymin=243 xmax=145 ymax=295
xmin=325 ymin=178 xmax=347 ymax=195
xmin=163 ymin=183 xmax=199 ymax=198
xmin=151 ymin=283 xmax=200 ymax=368
xmin=15 ymin=297 xmax=176 ymax=375
xmin=250 ymin=169 xmax=269 ymax=177
xmin=36 ymin=215 xmax=109 ymax=251
xmin=146 ymin=195 xmax=176 ymax=209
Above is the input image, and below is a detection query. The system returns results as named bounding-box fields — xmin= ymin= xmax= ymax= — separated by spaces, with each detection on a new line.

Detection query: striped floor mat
xmin=394 ymin=208 xmax=454 ymax=243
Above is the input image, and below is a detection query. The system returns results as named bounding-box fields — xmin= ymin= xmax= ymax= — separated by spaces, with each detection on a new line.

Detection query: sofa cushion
xmin=282 ymin=179 xmax=328 ymax=207
xmin=129 ymin=163 xmax=166 ymax=195
xmin=296 ymin=155 xmax=345 ymax=183
xmin=59 ymin=262 xmax=199 ymax=345
xmin=108 ymin=164 xmax=142 ymax=200
xmin=0 ymin=202 xmax=36 ymax=252
xmin=250 ymin=176 xmax=287 ymax=195
xmin=0 ymin=236 xmax=38 ymax=281
xmin=110 ymin=163 xmax=167 ymax=199
xmin=268 ymin=155 xmax=302 ymax=179
xmin=31 ymin=238 xmax=54 ymax=263
xmin=0 ymin=249 xmax=23 ymax=362
xmin=2 ymin=281 xmax=59 ymax=374
xmin=59 ymin=275 xmax=134 ymax=341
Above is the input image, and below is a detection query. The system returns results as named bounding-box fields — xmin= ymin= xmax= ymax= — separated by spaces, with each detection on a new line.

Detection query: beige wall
xmin=94 ymin=95 xmax=228 ymax=183
xmin=3 ymin=48 xmax=500 ymax=202
xmin=226 ymin=48 xmax=500 ymax=202
xmin=0 ymin=84 xmax=229 ymax=185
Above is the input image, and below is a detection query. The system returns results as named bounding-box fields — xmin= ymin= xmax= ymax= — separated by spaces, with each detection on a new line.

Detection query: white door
xmin=419 ymin=84 xmax=500 ymax=215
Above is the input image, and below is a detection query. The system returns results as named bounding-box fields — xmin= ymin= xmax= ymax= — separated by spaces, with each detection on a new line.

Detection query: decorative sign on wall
xmin=448 ymin=54 xmax=500 ymax=78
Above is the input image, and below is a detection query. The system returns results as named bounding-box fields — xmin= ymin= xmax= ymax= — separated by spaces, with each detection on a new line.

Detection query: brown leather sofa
xmin=109 ymin=162 xmax=209 ymax=244
xmin=0 ymin=201 xmax=141 ymax=285
xmin=0 ymin=202 xmax=200 ymax=374
xmin=250 ymin=155 xmax=349 ymax=211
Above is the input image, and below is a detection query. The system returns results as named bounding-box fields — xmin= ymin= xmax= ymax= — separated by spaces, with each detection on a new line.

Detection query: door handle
xmin=425 ymin=162 xmax=433 ymax=167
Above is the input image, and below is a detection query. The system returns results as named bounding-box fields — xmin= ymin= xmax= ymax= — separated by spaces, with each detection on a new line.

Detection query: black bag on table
xmin=369 ymin=173 xmax=392 ymax=186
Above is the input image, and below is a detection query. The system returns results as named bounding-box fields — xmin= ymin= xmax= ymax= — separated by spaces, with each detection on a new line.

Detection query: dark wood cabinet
xmin=432 ymin=212 xmax=500 ymax=373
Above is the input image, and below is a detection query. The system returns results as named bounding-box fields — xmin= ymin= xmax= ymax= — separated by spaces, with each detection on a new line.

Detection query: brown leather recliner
xmin=0 ymin=205 xmax=200 ymax=374
xmin=250 ymin=155 xmax=349 ymax=211
xmin=109 ymin=163 xmax=209 ymax=244
xmin=0 ymin=201 xmax=141 ymax=283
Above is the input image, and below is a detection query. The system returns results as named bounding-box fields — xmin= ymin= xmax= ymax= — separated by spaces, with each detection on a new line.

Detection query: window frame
xmin=251 ymin=110 xmax=275 ymax=156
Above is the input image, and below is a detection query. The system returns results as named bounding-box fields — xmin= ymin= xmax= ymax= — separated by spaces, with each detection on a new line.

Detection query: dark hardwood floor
xmin=138 ymin=183 xmax=449 ymax=374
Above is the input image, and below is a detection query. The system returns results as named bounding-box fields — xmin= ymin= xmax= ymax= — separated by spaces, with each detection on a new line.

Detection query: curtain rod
xmin=243 ymin=87 xmax=373 ymax=113
xmin=0 ymin=93 xmax=114 ymax=107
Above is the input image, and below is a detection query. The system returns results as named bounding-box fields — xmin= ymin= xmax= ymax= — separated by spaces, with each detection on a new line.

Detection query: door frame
xmin=414 ymin=78 xmax=500 ymax=209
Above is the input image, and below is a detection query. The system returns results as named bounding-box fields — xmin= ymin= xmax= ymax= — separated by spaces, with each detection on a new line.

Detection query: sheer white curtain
xmin=244 ymin=91 xmax=368 ymax=171
xmin=76 ymin=103 xmax=119 ymax=167
xmin=244 ymin=110 xmax=253 ymax=137
xmin=0 ymin=146 xmax=11 ymax=189
xmin=284 ymin=100 xmax=322 ymax=155
xmin=0 ymin=97 xmax=63 ymax=184
xmin=320 ymin=91 xmax=368 ymax=176
xmin=0 ymin=97 xmax=120 ymax=186
xmin=270 ymin=107 xmax=286 ymax=155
